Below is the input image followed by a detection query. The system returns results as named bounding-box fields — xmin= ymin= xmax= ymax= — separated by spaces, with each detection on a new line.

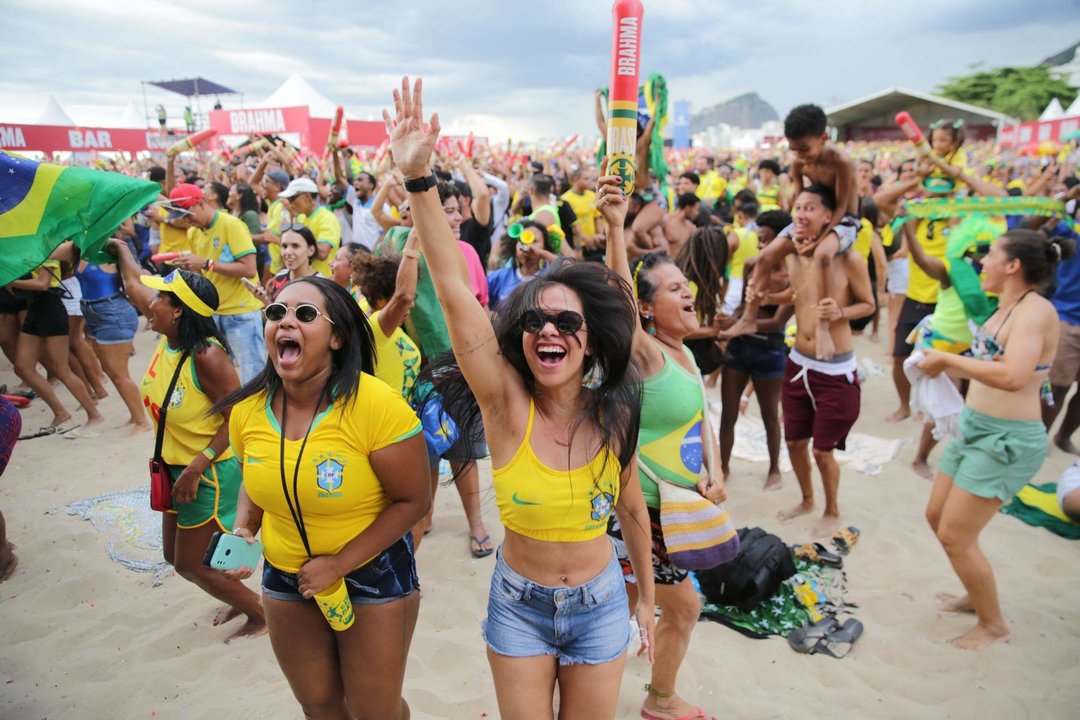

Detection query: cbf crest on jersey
xmin=313 ymin=452 xmax=346 ymax=498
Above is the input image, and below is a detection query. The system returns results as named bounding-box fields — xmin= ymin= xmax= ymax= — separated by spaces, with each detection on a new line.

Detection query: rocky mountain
xmin=690 ymin=92 xmax=779 ymax=131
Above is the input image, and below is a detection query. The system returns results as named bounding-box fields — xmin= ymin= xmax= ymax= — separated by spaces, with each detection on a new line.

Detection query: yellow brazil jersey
xmin=266 ymin=199 xmax=285 ymax=275
xmin=229 ymin=376 xmax=422 ymax=573
xmin=696 ymin=170 xmax=724 ymax=207
xmin=369 ymin=308 xmax=421 ymax=402
xmin=728 ymin=226 xmax=759 ymax=280
xmin=906 ymin=219 xmax=948 ymax=304
xmin=757 ymin=183 xmax=781 ymax=212
xmin=188 ymin=211 xmax=260 ymax=315
xmin=853 ymin=218 xmax=873 ymax=260
xmin=41 ymin=260 xmax=62 ymax=288
xmin=141 ymin=337 xmax=234 ymax=467
xmin=157 ymin=206 xmax=190 ymax=255
xmin=560 ymin=189 xmax=600 ymax=238
xmin=301 ymin=206 xmax=341 ymax=277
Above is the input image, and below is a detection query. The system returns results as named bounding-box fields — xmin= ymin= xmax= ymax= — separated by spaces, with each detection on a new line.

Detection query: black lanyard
xmin=278 ymin=385 xmax=329 ymax=559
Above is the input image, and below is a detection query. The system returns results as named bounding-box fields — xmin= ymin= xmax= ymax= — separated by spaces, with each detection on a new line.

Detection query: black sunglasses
xmin=519 ymin=309 xmax=585 ymax=335
xmin=281 ymin=223 xmax=307 ymax=233
xmin=263 ymin=302 xmax=335 ymax=325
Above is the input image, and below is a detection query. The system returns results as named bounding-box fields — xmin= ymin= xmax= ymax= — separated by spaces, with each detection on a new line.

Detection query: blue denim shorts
xmin=261 ymin=535 xmax=419 ymax=605
xmin=482 ymin=543 xmax=633 ymax=665
xmin=214 ymin=309 xmax=266 ymax=385
xmin=723 ymin=336 xmax=787 ymax=380
xmin=81 ymin=294 xmax=138 ymax=344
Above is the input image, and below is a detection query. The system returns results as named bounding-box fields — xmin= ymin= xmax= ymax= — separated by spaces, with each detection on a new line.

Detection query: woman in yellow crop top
xmin=215 ymin=276 xmax=430 ymax=718
xmin=111 ymin=241 xmax=265 ymax=643
xmin=385 ymin=78 xmax=655 ymax=719
xmin=602 ymin=172 xmax=732 ymax=720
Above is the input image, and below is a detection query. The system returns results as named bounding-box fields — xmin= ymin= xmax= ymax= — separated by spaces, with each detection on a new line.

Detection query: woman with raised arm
xmin=385 ymin=77 xmax=654 ymax=719
xmin=918 ymin=229 xmax=1068 ymax=650
xmin=599 ymin=167 xmax=731 ymax=720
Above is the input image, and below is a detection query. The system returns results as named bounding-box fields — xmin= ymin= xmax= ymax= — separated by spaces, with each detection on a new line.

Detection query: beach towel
xmin=903 ymin=350 xmax=965 ymax=440
xmin=1000 ymin=482 xmax=1080 ymax=540
xmin=47 ymin=486 xmax=173 ymax=585
xmin=722 ymin=412 xmax=905 ymax=476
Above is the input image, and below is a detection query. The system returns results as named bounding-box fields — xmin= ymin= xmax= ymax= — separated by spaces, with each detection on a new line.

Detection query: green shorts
xmin=166 ymin=456 xmax=242 ymax=530
xmin=940 ymin=407 xmax=1047 ymax=503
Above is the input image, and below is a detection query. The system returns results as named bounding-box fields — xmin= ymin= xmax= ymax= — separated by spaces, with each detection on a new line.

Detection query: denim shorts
xmin=482 ymin=544 xmax=633 ymax=666
xmin=723 ymin=335 xmax=787 ymax=379
xmin=261 ymin=534 xmax=419 ymax=605
xmin=81 ymin=294 xmax=138 ymax=344
xmin=214 ymin=309 xmax=266 ymax=385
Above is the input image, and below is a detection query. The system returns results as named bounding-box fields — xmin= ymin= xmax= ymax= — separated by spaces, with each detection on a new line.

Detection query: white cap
xmin=279 ymin=177 xmax=319 ymax=198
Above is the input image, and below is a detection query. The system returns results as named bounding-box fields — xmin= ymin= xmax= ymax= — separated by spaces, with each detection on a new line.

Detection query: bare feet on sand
xmin=812 ymin=512 xmax=842 ymax=539
xmin=642 ymin=693 xmax=710 ymax=720
xmin=778 ymin=499 xmax=814 ymax=523
xmin=1053 ymin=432 xmax=1080 ymax=456
xmin=213 ymin=605 xmax=242 ymax=626
xmin=935 ymin=592 xmax=975 ymax=613
xmin=952 ymin=622 xmax=1010 ymax=650
xmin=764 ymin=470 xmax=783 ymax=492
xmin=912 ymin=459 xmax=933 ymax=479
xmin=885 ymin=407 xmax=910 ymax=423
xmin=127 ymin=421 xmax=151 ymax=436
xmin=50 ymin=412 xmax=73 ymax=428
xmin=0 ymin=542 xmax=18 ymax=582
xmin=225 ymin=617 xmax=268 ymax=644
xmin=85 ymin=412 xmax=105 ymax=427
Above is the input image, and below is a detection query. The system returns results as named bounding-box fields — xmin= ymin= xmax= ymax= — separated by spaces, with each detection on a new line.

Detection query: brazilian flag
xmin=0 ymin=151 xmax=161 ymax=286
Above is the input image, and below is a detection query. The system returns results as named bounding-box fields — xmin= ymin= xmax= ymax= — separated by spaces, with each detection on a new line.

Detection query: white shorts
xmin=1057 ymin=462 xmax=1080 ymax=509
xmin=886 ymin=258 xmax=909 ymax=295
xmin=60 ymin=277 xmax=82 ymax=317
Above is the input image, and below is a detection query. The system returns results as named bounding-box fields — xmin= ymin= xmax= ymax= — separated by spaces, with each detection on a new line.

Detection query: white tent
xmin=37 ymin=95 xmax=75 ymax=126
xmin=1066 ymin=95 xmax=1080 ymax=118
xmin=1040 ymin=98 xmax=1066 ymax=121
xmin=260 ymin=74 xmax=339 ymax=118
xmin=117 ymin=101 xmax=145 ymax=129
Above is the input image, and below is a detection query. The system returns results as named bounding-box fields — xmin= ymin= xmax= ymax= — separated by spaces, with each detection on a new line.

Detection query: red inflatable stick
xmin=323 ymin=105 xmax=345 ymax=164
xmin=166 ymin=129 xmax=217 ymax=158
xmin=606 ymin=0 xmax=644 ymax=195
xmin=151 ymin=252 xmax=182 ymax=264
xmin=2 ymin=395 xmax=29 ymax=408
xmin=895 ymin=111 xmax=930 ymax=154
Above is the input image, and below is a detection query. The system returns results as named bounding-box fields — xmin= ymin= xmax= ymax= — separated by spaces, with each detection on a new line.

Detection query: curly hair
xmin=351 ymin=252 xmax=400 ymax=308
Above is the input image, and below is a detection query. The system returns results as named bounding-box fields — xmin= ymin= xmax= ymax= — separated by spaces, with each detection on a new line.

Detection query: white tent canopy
xmin=117 ymin=101 xmax=145 ymax=129
xmin=1040 ymin=98 xmax=1066 ymax=121
xmin=1066 ymin=95 xmax=1080 ymax=117
xmin=37 ymin=95 xmax=75 ymax=126
xmin=260 ymin=74 xmax=339 ymax=118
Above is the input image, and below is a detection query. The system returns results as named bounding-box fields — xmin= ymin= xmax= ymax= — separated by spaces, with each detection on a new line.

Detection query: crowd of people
xmin=3 ymin=74 xmax=1080 ymax=719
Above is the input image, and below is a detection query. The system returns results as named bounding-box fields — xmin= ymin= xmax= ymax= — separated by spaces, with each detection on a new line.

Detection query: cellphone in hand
xmin=203 ymin=531 xmax=264 ymax=571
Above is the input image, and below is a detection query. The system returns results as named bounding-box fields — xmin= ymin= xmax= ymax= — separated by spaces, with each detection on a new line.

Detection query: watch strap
xmin=403 ymin=173 xmax=438 ymax=193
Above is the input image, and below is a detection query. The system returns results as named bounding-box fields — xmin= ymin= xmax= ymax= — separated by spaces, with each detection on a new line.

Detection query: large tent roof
xmin=37 ymin=95 xmax=75 ymax=126
xmin=260 ymin=74 xmax=339 ymax=118
xmin=827 ymin=87 xmax=1009 ymax=128
xmin=149 ymin=77 xmax=237 ymax=97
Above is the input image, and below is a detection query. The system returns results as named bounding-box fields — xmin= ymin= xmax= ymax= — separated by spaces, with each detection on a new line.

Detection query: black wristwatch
xmin=403 ymin=172 xmax=438 ymax=193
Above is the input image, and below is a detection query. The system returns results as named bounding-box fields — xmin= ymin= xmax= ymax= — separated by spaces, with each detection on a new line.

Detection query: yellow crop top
xmin=492 ymin=400 xmax=622 ymax=542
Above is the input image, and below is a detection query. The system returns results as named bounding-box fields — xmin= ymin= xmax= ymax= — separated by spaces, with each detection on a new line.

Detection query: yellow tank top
xmin=728 ymin=226 xmax=759 ymax=279
xmin=141 ymin=337 xmax=234 ymax=466
xmin=492 ymin=400 xmax=622 ymax=542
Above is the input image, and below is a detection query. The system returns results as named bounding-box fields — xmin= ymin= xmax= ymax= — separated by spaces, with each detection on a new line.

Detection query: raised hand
xmin=382 ymin=76 xmax=441 ymax=179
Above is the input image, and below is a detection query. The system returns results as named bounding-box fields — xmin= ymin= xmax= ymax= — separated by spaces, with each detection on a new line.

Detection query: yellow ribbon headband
xmin=140 ymin=270 xmax=215 ymax=317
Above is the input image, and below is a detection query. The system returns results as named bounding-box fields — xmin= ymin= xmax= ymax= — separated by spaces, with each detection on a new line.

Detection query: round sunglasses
xmin=518 ymin=308 xmax=584 ymax=335
xmin=263 ymin=302 xmax=335 ymax=325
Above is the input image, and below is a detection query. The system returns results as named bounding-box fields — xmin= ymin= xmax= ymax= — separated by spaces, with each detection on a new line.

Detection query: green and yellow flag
xmin=0 ymin=151 xmax=160 ymax=286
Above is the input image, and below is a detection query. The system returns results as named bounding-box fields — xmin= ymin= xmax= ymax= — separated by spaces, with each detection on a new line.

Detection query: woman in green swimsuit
xmin=600 ymin=168 xmax=728 ymax=720
xmin=918 ymin=229 xmax=1070 ymax=650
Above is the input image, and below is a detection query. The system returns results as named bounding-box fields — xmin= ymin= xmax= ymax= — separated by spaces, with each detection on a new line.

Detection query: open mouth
xmin=536 ymin=344 xmax=567 ymax=368
xmin=276 ymin=337 xmax=302 ymax=367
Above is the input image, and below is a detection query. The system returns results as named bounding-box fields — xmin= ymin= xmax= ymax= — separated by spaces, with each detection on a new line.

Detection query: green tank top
xmin=638 ymin=347 xmax=705 ymax=509
xmin=932 ymin=267 xmax=973 ymax=345
xmin=529 ymin=204 xmax=558 ymax=223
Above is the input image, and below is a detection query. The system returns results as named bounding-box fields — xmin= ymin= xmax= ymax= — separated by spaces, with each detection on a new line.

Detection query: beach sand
xmin=1 ymin=327 xmax=1079 ymax=719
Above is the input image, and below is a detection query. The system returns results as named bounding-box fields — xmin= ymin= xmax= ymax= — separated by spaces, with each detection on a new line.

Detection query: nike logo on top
xmin=512 ymin=492 xmax=541 ymax=506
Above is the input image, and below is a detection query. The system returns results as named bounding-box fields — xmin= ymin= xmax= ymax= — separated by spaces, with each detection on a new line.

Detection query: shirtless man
xmin=661 ymin=193 xmax=701 ymax=260
xmin=777 ymin=185 xmax=874 ymax=538
xmin=722 ymin=105 xmax=857 ymax=361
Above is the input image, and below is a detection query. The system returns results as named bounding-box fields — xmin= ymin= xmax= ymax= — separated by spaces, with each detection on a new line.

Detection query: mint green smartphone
xmin=204 ymin=531 xmax=263 ymax=571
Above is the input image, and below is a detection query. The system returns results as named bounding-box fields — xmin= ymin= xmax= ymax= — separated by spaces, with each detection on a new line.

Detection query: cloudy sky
xmin=3 ymin=0 xmax=1079 ymax=141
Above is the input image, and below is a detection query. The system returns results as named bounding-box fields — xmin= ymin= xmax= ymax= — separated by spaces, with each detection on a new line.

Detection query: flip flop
xmin=9 ymin=389 xmax=37 ymax=400
xmin=813 ymin=617 xmax=864 ymax=659
xmin=63 ymin=427 xmax=100 ymax=440
xmin=18 ymin=426 xmax=57 ymax=440
xmin=787 ymin=616 xmax=840 ymax=653
xmin=470 ymin=535 xmax=494 ymax=559
xmin=792 ymin=542 xmax=843 ymax=569
xmin=641 ymin=708 xmax=716 ymax=720
xmin=831 ymin=527 xmax=861 ymax=555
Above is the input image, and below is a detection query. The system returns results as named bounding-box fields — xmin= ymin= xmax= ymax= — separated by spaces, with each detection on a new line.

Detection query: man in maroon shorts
xmin=776 ymin=185 xmax=875 ymax=537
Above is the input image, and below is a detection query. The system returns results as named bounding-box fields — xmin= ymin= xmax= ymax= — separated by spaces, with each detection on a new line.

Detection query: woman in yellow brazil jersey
xmin=109 ymin=240 xmax=265 ymax=643
xmin=214 ymin=275 xmax=430 ymax=719
xmin=385 ymin=77 xmax=655 ymax=720
xmin=601 ymin=169 xmax=733 ymax=720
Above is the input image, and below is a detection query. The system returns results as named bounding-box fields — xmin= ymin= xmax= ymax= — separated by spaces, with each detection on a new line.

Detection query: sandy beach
xmin=1 ymin=326 xmax=1079 ymax=720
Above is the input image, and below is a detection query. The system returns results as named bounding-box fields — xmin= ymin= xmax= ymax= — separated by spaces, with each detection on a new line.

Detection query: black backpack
xmin=697 ymin=527 xmax=796 ymax=612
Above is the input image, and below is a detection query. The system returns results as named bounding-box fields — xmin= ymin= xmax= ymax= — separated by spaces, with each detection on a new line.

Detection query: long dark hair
xmin=166 ymin=270 xmax=231 ymax=356
xmin=676 ymin=226 xmax=729 ymax=323
xmin=212 ymin=276 xmax=375 ymax=413
xmin=234 ymin=183 xmax=260 ymax=216
xmin=1000 ymin=228 xmax=1076 ymax=296
xmin=420 ymin=257 xmax=642 ymax=475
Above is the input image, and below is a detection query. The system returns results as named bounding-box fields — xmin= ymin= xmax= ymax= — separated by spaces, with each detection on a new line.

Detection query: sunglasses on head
xmin=263 ymin=302 xmax=335 ymax=325
xmin=519 ymin=308 xmax=584 ymax=335
xmin=281 ymin=223 xmax=307 ymax=233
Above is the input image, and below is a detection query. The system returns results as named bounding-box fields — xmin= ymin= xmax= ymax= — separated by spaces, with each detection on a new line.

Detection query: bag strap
xmin=154 ymin=350 xmax=191 ymax=460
